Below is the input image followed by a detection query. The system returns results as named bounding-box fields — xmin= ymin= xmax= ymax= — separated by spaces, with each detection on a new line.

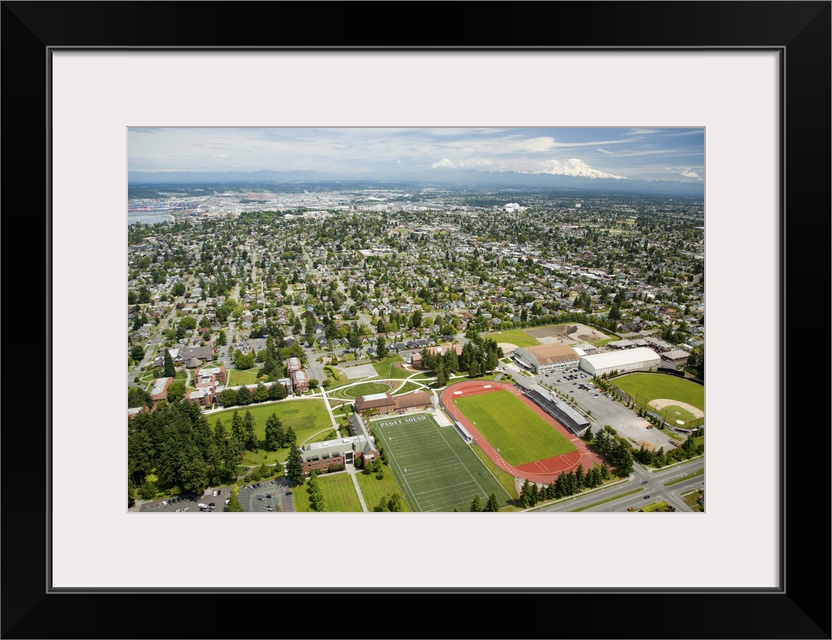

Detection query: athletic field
xmin=453 ymin=390 xmax=577 ymax=466
xmin=612 ymin=373 xmax=704 ymax=411
xmin=372 ymin=413 xmax=510 ymax=512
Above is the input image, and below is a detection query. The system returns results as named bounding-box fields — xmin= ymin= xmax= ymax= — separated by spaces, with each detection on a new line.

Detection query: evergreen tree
xmin=519 ymin=478 xmax=531 ymax=507
xmin=230 ymin=410 xmax=244 ymax=444
xmin=163 ymin=348 xmax=176 ymax=377
xmin=529 ymin=483 xmax=539 ymax=506
xmin=285 ymin=426 xmax=297 ymax=448
xmin=262 ymin=335 xmax=279 ymax=379
xmin=470 ymin=494 xmax=482 ymax=512
xmin=483 ymin=493 xmax=500 ymax=512
xmin=236 ymin=385 xmax=252 ymax=405
xmin=226 ymin=485 xmax=244 ymax=512
xmin=265 ymin=413 xmax=284 ymax=451
xmin=575 ymin=463 xmax=585 ymax=489
xmin=243 ymin=410 xmax=258 ymax=450
xmin=286 ymin=445 xmax=305 ymax=486
xmin=268 ymin=381 xmax=288 ymax=401
xmin=253 ymin=382 xmax=269 ymax=403
xmin=434 ymin=358 xmax=448 ymax=386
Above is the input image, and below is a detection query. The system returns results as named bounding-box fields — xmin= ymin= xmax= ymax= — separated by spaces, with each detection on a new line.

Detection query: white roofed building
xmin=579 ymin=347 xmax=662 ymax=377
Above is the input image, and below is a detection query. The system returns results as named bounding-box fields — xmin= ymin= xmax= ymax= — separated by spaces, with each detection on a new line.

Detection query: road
xmin=128 ymin=275 xmax=194 ymax=389
xmin=538 ymin=457 xmax=704 ymax=513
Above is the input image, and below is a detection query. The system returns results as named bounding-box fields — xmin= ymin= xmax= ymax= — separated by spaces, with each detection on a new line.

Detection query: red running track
xmin=440 ymin=380 xmax=606 ymax=485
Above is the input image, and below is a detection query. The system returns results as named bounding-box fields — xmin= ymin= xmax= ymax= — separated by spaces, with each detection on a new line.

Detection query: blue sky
xmin=129 ymin=127 xmax=704 ymax=182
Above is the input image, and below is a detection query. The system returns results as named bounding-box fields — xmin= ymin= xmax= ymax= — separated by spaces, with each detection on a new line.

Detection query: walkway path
xmin=347 ymin=466 xmax=369 ymax=512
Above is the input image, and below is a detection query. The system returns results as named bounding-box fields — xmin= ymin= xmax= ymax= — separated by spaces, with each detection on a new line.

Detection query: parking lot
xmin=139 ymin=490 xmax=221 ymax=513
xmin=515 ymin=366 xmax=674 ymax=451
xmin=238 ymin=478 xmax=295 ymax=513
xmin=545 ymin=368 xmax=675 ymax=450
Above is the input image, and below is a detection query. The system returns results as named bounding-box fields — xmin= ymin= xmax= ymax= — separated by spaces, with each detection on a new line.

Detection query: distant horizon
xmin=129 ymin=127 xmax=705 ymax=187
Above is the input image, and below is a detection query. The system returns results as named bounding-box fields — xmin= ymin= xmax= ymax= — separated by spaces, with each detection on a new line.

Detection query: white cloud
xmin=430 ymin=158 xmax=494 ymax=170
xmin=681 ymin=169 xmax=702 ymax=179
xmin=597 ymin=148 xmax=614 ymax=155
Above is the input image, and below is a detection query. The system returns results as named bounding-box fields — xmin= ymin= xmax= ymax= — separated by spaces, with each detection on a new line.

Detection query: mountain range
xmin=128 ymin=166 xmax=704 ymax=197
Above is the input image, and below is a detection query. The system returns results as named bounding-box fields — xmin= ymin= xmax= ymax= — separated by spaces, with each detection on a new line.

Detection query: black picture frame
xmin=2 ymin=2 xmax=829 ymax=638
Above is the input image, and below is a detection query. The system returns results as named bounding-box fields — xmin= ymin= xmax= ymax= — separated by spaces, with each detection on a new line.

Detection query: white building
xmin=579 ymin=346 xmax=662 ymax=377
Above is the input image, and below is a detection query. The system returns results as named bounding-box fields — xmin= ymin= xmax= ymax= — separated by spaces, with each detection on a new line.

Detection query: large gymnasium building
xmin=513 ymin=343 xmax=581 ymax=374
xmin=579 ymin=346 xmax=662 ymax=377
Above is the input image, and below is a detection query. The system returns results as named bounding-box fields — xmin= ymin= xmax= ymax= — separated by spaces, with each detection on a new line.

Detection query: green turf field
xmin=612 ymin=373 xmax=704 ymax=411
xmin=373 ymin=413 xmax=511 ymax=512
xmin=480 ymin=328 xmax=540 ymax=348
xmin=453 ymin=390 xmax=576 ymax=466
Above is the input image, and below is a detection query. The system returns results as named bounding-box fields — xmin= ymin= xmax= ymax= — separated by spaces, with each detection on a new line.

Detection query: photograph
xmin=3 ymin=0 xmax=829 ymax=636
xmin=126 ymin=126 xmax=707 ymax=515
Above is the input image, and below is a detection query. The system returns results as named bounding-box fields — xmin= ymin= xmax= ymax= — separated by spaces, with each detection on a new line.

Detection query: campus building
xmin=579 ymin=346 xmax=662 ymax=377
xmin=513 ymin=343 xmax=581 ymax=374
xmin=660 ymin=348 xmax=691 ymax=368
xmin=291 ymin=369 xmax=308 ymax=395
xmin=299 ymin=434 xmax=377 ymax=474
xmin=353 ymin=391 xmax=433 ymax=416
xmin=149 ymin=377 xmax=172 ymax=402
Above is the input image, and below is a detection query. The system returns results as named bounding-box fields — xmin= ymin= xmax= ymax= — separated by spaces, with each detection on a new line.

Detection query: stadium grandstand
xmin=525 ymin=384 xmax=591 ymax=437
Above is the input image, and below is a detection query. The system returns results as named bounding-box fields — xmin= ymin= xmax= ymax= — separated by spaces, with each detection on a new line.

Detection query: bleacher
xmin=454 ymin=420 xmax=474 ymax=443
xmin=525 ymin=384 xmax=590 ymax=437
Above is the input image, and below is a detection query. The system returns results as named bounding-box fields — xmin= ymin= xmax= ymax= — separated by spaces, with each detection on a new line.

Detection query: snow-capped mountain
xmin=535 ymin=158 xmax=627 ymax=180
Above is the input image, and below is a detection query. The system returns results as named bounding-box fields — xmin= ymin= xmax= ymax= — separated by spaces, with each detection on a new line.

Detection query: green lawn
xmin=641 ymin=501 xmax=670 ymax=512
xmin=454 ymin=390 xmax=576 ymax=466
xmin=480 ymin=328 xmax=540 ymax=349
xmin=355 ymin=468 xmax=412 ymax=512
xmin=612 ymin=373 xmax=704 ymax=412
xmin=226 ymin=368 xmax=263 ymax=387
xmin=209 ymin=400 xmax=332 ymax=465
xmin=682 ymin=489 xmax=705 ymax=511
xmin=589 ymin=337 xmax=618 ymax=348
xmin=294 ymin=473 xmax=363 ymax=512
xmin=372 ymin=354 xmax=410 ymax=379
xmin=393 ymin=381 xmax=426 ymax=395
xmin=335 ymin=381 xmax=392 ymax=399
